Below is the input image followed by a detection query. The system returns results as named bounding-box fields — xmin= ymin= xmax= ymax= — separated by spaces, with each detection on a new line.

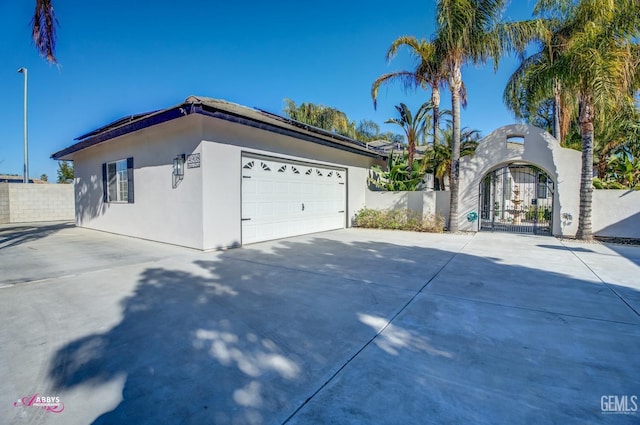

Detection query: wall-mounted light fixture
xmin=173 ymin=154 xmax=185 ymax=177
xmin=172 ymin=154 xmax=185 ymax=188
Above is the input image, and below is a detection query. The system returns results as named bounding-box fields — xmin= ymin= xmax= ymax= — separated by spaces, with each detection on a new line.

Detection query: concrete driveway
xmin=1 ymin=222 xmax=638 ymax=424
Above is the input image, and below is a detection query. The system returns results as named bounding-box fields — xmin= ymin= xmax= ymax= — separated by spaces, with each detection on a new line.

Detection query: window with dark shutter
xmin=102 ymin=163 xmax=108 ymax=202
xmin=127 ymin=157 xmax=134 ymax=203
xmin=103 ymin=158 xmax=134 ymax=203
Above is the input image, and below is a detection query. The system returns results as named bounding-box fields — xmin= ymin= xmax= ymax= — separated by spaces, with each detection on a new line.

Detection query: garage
xmin=52 ymin=96 xmax=386 ymax=250
xmin=241 ymin=154 xmax=346 ymax=244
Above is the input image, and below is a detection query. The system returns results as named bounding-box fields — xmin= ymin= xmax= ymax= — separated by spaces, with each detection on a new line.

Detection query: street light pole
xmin=17 ymin=67 xmax=29 ymax=184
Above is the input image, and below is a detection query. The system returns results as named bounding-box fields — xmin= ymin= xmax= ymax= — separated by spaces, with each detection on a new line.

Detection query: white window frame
xmin=107 ymin=159 xmax=129 ymax=203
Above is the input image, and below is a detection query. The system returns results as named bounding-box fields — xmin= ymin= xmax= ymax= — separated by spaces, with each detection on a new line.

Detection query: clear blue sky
xmin=0 ymin=0 xmax=536 ymax=181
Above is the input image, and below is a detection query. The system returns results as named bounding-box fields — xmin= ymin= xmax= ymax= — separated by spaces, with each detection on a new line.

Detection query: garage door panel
xmin=242 ymin=155 xmax=346 ymax=244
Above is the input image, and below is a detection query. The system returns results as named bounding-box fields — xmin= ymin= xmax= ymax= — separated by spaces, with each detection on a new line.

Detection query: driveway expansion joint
xmin=428 ymin=292 xmax=640 ymax=327
xmin=280 ymin=233 xmax=476 ymax=424
xmin=561 ymin=240 xmax=640 ymax=319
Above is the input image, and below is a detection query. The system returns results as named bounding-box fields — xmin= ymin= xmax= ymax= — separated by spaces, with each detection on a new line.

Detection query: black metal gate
xmin=479 ymin=165 xmax=554 ymax=235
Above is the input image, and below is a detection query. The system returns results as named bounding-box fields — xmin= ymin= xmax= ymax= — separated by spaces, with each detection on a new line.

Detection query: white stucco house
xmin=52 ymin=96 xmax=387 ymax=250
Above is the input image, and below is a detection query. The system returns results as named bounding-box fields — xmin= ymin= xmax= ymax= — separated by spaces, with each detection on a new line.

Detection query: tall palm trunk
xmin=408 ymin=138 xmax=415 ymax=174
xmin=552 ymin=78 xmax=562 ymax=144
xmin=432 ymin=85 xmax=441 ymax=190
xmin=448 ymin=64 xmax=462 ymax=232
xmin=576 ymin=94 xmax=594 ymax=240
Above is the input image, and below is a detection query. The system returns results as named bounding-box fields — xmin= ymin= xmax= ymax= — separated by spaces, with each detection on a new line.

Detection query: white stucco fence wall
xmin=592 ymin=190 xmax=640 ymax=238
xmin=458 ymin=124 xmax=582 ymax=236
xmin=364 ymin=190 xmax=451 ymax=224
xmin=0 ymin=183 xmax=75 ymax=224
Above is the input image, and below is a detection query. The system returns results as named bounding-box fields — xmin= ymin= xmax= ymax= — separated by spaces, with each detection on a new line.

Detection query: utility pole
xmin=17 ymin=67 xmax=29 ymax=183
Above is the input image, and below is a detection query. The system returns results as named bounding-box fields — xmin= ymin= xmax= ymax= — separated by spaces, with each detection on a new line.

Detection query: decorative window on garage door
xmin=241 ymin=154 xmax=347 ymax=244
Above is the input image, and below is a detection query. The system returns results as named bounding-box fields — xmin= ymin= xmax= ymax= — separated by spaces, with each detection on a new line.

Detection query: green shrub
xmin=593 ymin=177 xmax=633 ymax=190
xmin=354 ymin=208 xmax=445 ymax=233
xmin=592 ymin=178 xmax=604 ymax=189
xmin=524 ymin=206 xmax=552 ymax=221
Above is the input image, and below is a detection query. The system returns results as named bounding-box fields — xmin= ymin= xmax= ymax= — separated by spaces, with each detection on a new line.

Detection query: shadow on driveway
xmin=43 ymin=236 xmax=640 ymax=425
xmin=0 ymin=222 xmax=75 ymax=250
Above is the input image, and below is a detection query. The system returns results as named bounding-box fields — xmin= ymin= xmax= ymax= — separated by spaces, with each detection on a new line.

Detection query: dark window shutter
xmin=102 ymin=163 xmax=108 ymax=202
xmin=127 ymin=157 xmax=134 ymax=203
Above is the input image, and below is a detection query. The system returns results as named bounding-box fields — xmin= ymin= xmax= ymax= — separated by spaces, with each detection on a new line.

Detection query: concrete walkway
xmin=1 ymin=223 xmax=638 ymax=424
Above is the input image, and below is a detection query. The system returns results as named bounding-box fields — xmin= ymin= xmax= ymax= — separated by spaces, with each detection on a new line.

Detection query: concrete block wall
xmin=0 ymin=184 xmax=9 ymax=223
xmin=0 ymin=183 xmax=75 ymax=224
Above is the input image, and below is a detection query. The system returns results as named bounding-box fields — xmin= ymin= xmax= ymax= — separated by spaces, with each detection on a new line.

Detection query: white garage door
xmin=241 ymin=154 xmax=346 ymax=244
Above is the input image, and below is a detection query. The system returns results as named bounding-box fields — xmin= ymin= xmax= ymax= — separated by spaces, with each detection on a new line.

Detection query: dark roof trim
xmin=193 ymin=105 xmax=384 ymax=159
xmin=51 ymin=98 xmax=387 ymax=160
xmin=52 ymin=107 xmax=188 ymax=160
xmin=75 ymin=111 xmax=160 ymax=140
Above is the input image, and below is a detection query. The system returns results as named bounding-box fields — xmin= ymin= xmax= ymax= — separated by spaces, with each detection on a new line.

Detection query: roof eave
xmin=51 ymin=99 xmax=388 ymax=161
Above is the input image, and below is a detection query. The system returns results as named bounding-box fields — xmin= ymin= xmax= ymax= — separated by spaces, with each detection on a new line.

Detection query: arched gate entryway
xmin=479 ymin=164 xmax=554 ymax=235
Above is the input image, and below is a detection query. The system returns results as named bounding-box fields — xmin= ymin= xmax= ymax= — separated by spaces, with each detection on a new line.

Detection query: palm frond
xmin=31 ymin=0 xmax=58 ymax=63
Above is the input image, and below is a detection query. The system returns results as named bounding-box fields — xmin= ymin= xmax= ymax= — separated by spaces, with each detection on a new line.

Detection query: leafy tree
xmin=57 ymin=161 xmax=73 ymax=183
xmin=606 ymin=152 xmax=640 ymax=188
xmin=356 ymin=120 xmax=381 ymax=142
xmin=379 ymin=132 xmax=405 ymax=145
xmin=368 ymin=154 xmax=426 ymax=191
xmin=384 ymin=102 xmax=432 ymax=173
xmin=40 ymin=173 xmax=48 ymax=182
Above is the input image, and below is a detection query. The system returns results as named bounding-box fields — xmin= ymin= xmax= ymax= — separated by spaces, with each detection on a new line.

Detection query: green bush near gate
xmin=524 ymin=206 xmax=552 ymax=222
xmin=354 ymin=208 xmax=445 ymax=233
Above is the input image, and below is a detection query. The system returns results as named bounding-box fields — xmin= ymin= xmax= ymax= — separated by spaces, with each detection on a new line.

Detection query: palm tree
xmin=526 ymin=0 xmax=640 ymax=240
xmin=31 ymin=0 xmax=58 ymax=63
xmin=428 ymin=127 xmax=480 ymax=190
xmin=384 ymin=102 xmax=432 ymax=173
xmin=503 ymin=16 xmax=575 ymax=144
xmin=283 ymin=99 xmax=356 ymax=138
xmin=371 ymin=37 xmax=450 ymax=149
xmin=431 ymin=0 xmax=542 ymax=232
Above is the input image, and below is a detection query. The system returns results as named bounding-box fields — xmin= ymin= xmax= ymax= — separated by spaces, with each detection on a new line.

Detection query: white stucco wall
xmin=200 ymin=116 xmax=383 ymax=250
xmin=365 ymin=190 xmax=450 ymax=223
xmin=458 ymin=124 xmax=582 ymax=236
xmin=592 ymin=190 xmax=640 ymax=238
xmin=71 ymin=115 xmax=206 ymax=249
xmin=69 ymin=113 xmax=384 ymax=250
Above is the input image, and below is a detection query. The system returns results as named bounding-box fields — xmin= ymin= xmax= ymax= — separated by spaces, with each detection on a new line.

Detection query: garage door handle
xmin=242 ymin=218 xmax=251 ymax=221
xmin=301 ymin=203 xmax=305 ymax=211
